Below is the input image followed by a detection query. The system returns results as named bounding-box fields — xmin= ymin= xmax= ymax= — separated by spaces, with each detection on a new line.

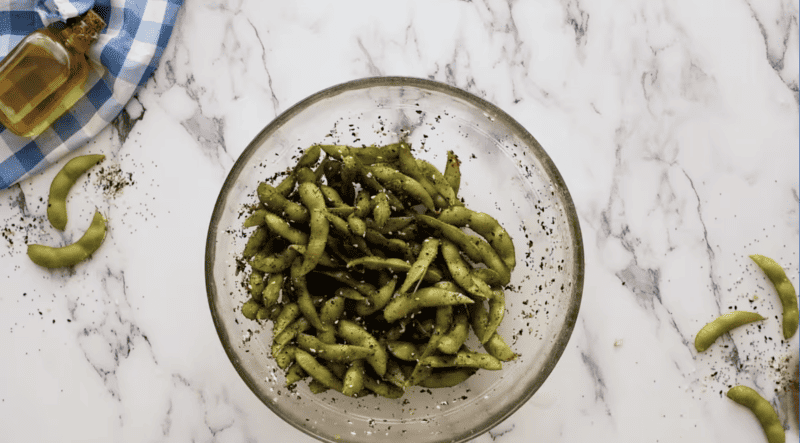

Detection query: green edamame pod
xmin=383 ymin=287 xmax=475 ymax=322
xmin=273 ymin=172 xmax=296 ymax=197
xmin=440 ymin=239 xmax=493 ymax=300
xmin=263 ymin=212 xmax=308 ymax=245
xmin=355 ymin=275 xmax=397 ymax=316
xmin=27 ymin=211 xmax=107 ymax=268
xmin=372 ymin=192 xmax=391 ymax=229
xmin=444 ymin=150 xmax=462 ymax=196
xmin=482 ymin=290 xmax=506 ymax=344
xmin=354 ymin=188 xmax=371 ymax=218
xmin=398 ymin=237 xmax=440 ymax=294
xmin=272 ymin=302 xmax=300 ymax=337
xmin=342 ymin=360 xmax=366 ymax=397
xmin=257 ymin=182 xmax=310 ymax=223
xmin=308 ymin=378 xmax=330 ymax=394
xmin=261 ymin=273 xmax=284 ymax=307
xmin=272 ymin=317 xmax=310 ymax=358
xmin=285 ymin=362 xmax=307 ymax=386
xmin=241 ymin=298 xmax=261 ymax=320
xmin=296 ymin=183 xmax=330 ymax=276
xmin=438 ymin=308 xmax=470 ymax=354
xmin=750 ymin=254 xmax=799 ymax=339
xmin=694 ymin=311 xmax=764 ymax=352
xmin=396 ymin=144 xmax=446 ymax=209
xmin=243 ymin=208 xmax=267 ymax=228
xmin=318 ymin=296 xmax=345 ymax=344
xmin=250 ymin=247 xmax=299 ymax=273
xmin=288 ymin=244 xmax=338 ymax=268
xmin=418 ymin=368 xmax=476 ymax=388
xmin=249 ymin=271 xmax=265 ymax=301
xmin=421 ymin=350 xmax=502 ymax=370
xmin=47 ymin=154 xmax=105 ymax=231
xmin=470 ymin=302 xmax=517 ymax=361
xmin=294 ymin=349 xmax=344 ymax=392
xmin=242 ymin=226 xmax=268 ymax=259
xmin=291 ymin=259 xmax=327 ymax=331
xmin=274 ymin=345 xmax=297 ymax=370
xmin=338 ymin=319 xmax=388 ymax=377
xmin=726 ymin=385 xmax=785 ymax=443
xmin=416 ymin=214 xmax=511 ymax=285
xmin=318 ymin=270 xmax=378 ymax=300
xmin=296 ymin=145 xmax=321 ymax=169
xmin=334 ymin=287 xmax=367 ymax=301
xmin=437 ymin=206 xmax=516 ymax=271
xmin=347 ymin=213 xmax=367 ymax=237
xmin=416 ymin=158 xmax=459 ymax=208
xmin=364 ymin=164 xmax=436 ymax=212
xmin=297 ymin=333 xmax=375 ymax=362
xmin=386 ymin=340 xmax=424 ymax=361
xmin=362 ymin=373 xmax=405 ymax=399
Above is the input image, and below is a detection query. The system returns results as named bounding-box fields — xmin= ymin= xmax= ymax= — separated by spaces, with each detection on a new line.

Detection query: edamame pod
xmin=470 ymin=302 xmax=517 ymax=361
xmin=444 ymin=150 xmax=462 ymax=196
xmin=421 ymin=350 xmax=502 ymax=371
xmin=243 ymin=208 xmax=267 ymax=228
xmin=416 ymin=158 xmax=460 ymax=207
xmin=291 ymin=259 xmax=327 ymax=331
xmin=383 ymin=287 xmax=475 ymax=322
xmin=242 ymin=226 xmax=268 ymax=258
xmin=296 ymin=145 xmax=321 ymax=169
xmin=694 ymin=311 xmax=765 ymax=352
xmin=250 ymin=247 xmax=299 ymax=273
xmin=362 ymin=373 xmax=405 ymax=399
xmin=483 ymin=290 xmax=506 ymax=344
xmin=294 ymin=349 xmax=344 ymax=392
xmin=285 ymin=361 xmax=308 ymax=386
xmin=438 ymin=309 xmax=470 ymax=354
xmin=297 ymin=333 xmax=376 ymax=362
xmin=364 ymin=164 xmax=436 ymax=212
xmin=397 ymin=144 xmax=446 ymax=209
xmin=257 ymin=182 xmax=310 ymax=223
xmin=272 ymin=302 xmax=300 ymax=337
xmin=437 ymin=206 xmax=516 ymax=271
xmin=386 ymin=340 xmax=424 ymax=361
xmin=416 ymin=214 xmax=511 ymax=285
xmin=338 ymin=319 xmax=388 ymax=377
xmin=342 ymin=360 xmax=366 ymax=397
xmin=47 ymin=154 xmax=105 ymax=231
xmin=750 ymin=254 xmax=799 ymax=339
xmin=347 ymin=256 xmax=442 ymax=282
xmin=263 ymin=212 xmax=308 ymax=245
xmin=355 ymin=275 xmax=397 ymax=316
xmin=241 ymin=298 xmax=260 ymax=320
xmin=726 ymin=385 xmax=785 ymax=443
xmin=318 ymin=296 xmax=345 ymax=344
xmin=347 ymin=213 xmax=367 ymax=237
xmin=27 ymin=211 xmax=107 ymax=268
xmin=418 ymin=368 xmax=476 ymax=388
xmin=261 ymin=273 xmax=284 ymax=308
xmin=288 ymin=244 xmax=338 ymax=268
xmin=398 ymin=237 xmax=440 ymax=294
xmin=440 ymin=239 xmax=493 ymax=300
xmin=249 ymin=270 xmax=265 ymax=301
xmin=317 ymin=270 xmax=378 ymax=300
xmin=372 ymin=192 xmax=391 ymax=229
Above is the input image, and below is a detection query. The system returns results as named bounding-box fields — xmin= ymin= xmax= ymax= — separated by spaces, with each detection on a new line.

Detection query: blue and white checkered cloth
xmin=0 ymin=0 xmax=182 ymax=189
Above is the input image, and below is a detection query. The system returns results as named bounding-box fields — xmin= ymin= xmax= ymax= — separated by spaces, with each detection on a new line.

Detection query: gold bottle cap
xmin=62 ymin=9 xmax=106 ymax=54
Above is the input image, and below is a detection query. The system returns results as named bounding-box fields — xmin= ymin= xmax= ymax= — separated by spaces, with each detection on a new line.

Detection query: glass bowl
xmin=206 ymin=77 xmax=584 ymax=443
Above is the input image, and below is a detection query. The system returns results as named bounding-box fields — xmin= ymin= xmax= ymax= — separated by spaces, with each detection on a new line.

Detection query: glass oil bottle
xmin=0 ymin=9 xmax=106 ymax=138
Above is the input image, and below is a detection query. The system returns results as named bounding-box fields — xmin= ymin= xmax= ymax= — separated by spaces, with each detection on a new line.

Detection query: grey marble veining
xmin=1 ymin=1 xmax=797 ymax=442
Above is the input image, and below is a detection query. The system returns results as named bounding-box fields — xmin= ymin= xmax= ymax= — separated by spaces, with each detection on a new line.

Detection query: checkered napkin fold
xmin=0 ymin=0 xmax=182 ymax=189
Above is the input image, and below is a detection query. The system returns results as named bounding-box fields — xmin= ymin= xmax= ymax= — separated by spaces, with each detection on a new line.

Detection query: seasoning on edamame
xmin=238 ymin=142 xmax=522 ymax=398
xmin=47 ymin=154 xmax=105 ymax=231
xmin=28 ymin=211 xmax=107 ymax=268
xmin=694 ymin=311 xmax=764 ymax=352
xmin=726 ymin=385 xmax=785 ymax=443
xmin=750 ymin=254 xmax=799 ymax=339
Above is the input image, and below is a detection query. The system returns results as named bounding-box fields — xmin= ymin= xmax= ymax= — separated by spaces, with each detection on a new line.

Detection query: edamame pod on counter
xmin=28 ymin=211 xmax=107 ymax=268
xmin=47 ymin=154 xmax=105 ymax=231
xmin=694 ymin=311 xmax=764 ymax=352
xmin=726 ymin=385 xmax=785 ymax=443
xmin=750 ymin=254 xmax=799 ymax=339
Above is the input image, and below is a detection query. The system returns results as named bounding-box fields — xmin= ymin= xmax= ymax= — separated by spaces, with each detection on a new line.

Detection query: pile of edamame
xmin=693 ymin=254 xmax=798 ymax=443
xmin=239 ymin=142 xmax=518 ymax=398
xmin=27 ymin=154 xmax=107 ymax=268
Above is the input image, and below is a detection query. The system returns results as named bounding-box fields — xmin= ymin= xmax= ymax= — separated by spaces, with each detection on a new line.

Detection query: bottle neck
xmin=60 ymin=10 xmax=105 ymax=54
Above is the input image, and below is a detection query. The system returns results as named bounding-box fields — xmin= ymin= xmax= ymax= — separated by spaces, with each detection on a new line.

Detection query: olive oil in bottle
xmin=0 ymin=9 xmax=105 ymax=138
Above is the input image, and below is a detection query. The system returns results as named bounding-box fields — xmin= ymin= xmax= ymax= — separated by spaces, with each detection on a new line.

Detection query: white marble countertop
xmin=2 ymin=1 xmax=798 ymax=442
